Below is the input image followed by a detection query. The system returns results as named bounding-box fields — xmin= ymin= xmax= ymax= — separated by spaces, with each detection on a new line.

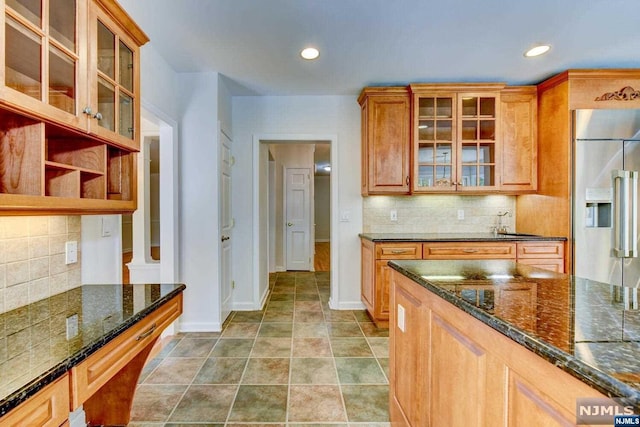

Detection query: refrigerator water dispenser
xmin=585 ymin=202 xmax=612 ymax=228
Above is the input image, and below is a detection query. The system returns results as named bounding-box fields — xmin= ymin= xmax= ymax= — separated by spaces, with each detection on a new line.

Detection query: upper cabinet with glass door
xmin=87 ymin=0 xmax=148 ymax=150
xmin=1 ymin=0 xmax=87 ymax=128
xmin=1 ymin=0 xmax=147 ymax=150
xmin=410 ymin=84 xmax=504 ymax=193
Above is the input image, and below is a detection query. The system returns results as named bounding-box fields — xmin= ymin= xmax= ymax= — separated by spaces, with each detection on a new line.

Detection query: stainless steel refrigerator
xmin=573 ymin=109 xmax=640 ymax=289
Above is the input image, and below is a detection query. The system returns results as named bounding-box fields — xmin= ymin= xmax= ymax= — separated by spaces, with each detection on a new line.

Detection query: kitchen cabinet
xmin=361 ymin=238 xmax=565 ymax=327
xmin=0 ymin=0 xmax=147 ymax=214
xmin=517 ymin=69 xmax=640 ymax=272
xmin=410 ymin=84 xmax=504 ymax=193
xmin=500 ymin=86 xmax=537 ymax=193
xmin=358 ymin=87 xmax=411 ymax=195
xmin=361 ymin=239 xmax=422 ymax=327
xmin=0 ymin=374 xmax=69 ymax=427
xmin=390 ymin=270 xmax=606 ymax=426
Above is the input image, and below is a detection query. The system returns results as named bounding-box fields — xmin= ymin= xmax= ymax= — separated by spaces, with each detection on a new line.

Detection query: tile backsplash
xmin=363 ymin=195 xmax=516 ymax=233
xmin=0 ymin=216 xmax=81 ymax=314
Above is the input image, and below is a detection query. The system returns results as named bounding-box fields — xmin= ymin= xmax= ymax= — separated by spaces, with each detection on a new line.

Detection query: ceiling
xmin=119 ymin=0 xmax=640 ymax=96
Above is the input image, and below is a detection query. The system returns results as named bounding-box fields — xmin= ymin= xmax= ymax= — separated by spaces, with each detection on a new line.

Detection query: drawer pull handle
xmin=391 ymin=249 xmax=410 ymax=254
xmin=136 ymin=323 xmax=157 ymax=341
xmin=463 ymin=249 xmax=478 ymax=253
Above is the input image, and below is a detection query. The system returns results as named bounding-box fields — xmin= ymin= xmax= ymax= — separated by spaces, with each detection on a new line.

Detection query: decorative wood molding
xmin=595 ymin=86 xmax=640 ymax=101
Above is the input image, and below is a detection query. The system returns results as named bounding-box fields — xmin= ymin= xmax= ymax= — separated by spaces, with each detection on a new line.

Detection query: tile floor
xmin=128 ymin=271 xmax=390 ymax=426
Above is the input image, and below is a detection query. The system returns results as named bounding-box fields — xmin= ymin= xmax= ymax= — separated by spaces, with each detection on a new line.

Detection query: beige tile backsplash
xmin=363 ymin=195 xmax=516 ymax=234
xmin=0 ymin=216 xmax=82 ymax=314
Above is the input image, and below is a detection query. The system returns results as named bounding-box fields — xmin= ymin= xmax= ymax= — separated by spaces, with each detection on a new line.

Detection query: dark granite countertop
xmin=0 ymin=283 xmax=185 ymax=417
xmin=389 ymin=260 xmax=640 ymax=409
xmin=360 ymin=232 xmax=567 ymax=242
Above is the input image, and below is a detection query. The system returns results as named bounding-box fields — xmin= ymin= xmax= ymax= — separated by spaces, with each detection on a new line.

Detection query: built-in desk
xmin=0 ymin=283 xmax=185 ymax=426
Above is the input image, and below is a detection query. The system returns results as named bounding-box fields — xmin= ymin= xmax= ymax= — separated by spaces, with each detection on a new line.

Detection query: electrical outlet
xmin=397 ymin=304 xmax=406 ymax=332
xmin=66 ymin=314 xmax=79 ymax=340
xmin=65 ymin=241 xmax=78 ymax=264
xmin=457 ymin=209 xmax=465 ymax=220
xmin=390 ymin=210 xmax=398 ymax=221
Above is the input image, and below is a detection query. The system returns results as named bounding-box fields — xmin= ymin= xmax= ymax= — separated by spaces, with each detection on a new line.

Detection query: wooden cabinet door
xmin=422 ymin=242 xmax=516 ymax=259
xmin=500 ymin=87 xmax=537 ymax=193
xmin=359 ymin=88 xmax=411 ymax=194
xmin=0 ymin=374 xmax=69 ymax=427
xmin=361 ymin=239 xmax=375 ymax=314
xmin=390 ymin=272 xmax=429 ymax=427
xmin=87 ymin=0 xmax=147 ymax=151
xmin=1 ymin=0 xmax=88 ymax=130
xmin=375 ymin=260 xmax=392 ymax=323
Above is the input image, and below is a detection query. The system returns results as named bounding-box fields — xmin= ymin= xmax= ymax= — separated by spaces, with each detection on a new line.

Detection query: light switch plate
xmin=65 ymin=241 xmax=78 ymax=264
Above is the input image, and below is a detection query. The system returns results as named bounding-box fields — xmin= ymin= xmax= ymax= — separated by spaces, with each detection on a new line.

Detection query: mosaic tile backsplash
xmin=0 ymin=216 xmax=82 ymax=314
xmin=363 ymin=195 xmax=516 ymax=234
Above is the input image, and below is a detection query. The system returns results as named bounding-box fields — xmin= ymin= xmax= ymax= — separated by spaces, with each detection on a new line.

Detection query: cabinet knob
xmin=287 ymin=222 xmax=293 ymax=226
xmin=406 ymin=176 xmax=409 ymax=185
xmin=82 ymin=106 xmax=92 ymax=115
xmin=93 ymin=112 xmax=103 ymax=120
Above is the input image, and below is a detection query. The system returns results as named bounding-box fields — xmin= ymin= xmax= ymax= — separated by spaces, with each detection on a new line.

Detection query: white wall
xmin=177 ymin=72 xmax=221 ymax=331
xmin=232 ymin=96 xmax=363 ymax=310
xmin=314 ymin=175 xmax=331 ymax=241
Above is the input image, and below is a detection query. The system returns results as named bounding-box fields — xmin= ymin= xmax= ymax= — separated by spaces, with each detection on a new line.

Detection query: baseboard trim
xmin=179 ymin=321 xmax=222 ymax=332
xmin=328 ymin=298 xmax=366 ymax=310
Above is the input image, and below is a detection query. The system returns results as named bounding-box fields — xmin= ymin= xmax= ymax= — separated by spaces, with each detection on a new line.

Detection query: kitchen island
xmin=0 ymin=283 xmax=185 ymax=426
xmin=388 ymin=259 xmax=639 ymax=426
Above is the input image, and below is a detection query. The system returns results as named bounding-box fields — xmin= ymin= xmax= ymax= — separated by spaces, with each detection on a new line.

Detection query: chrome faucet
xmin=496 ymin=211 xmax=510 ymax=234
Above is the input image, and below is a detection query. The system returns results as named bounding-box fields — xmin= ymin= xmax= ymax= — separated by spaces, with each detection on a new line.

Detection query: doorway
xmin=254 ymin=134 xmax=338 ymax=310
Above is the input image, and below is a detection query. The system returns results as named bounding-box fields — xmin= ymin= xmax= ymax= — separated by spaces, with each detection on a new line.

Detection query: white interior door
xmin=220 ymin=128 xmax=233 ymax=322
xmin=285 ymin=167 xmax=311 ymax=270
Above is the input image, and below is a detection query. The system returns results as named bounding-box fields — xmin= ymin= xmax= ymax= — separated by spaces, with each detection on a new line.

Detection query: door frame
xmin=253 ymin=134 xmax=338 ymax=309
xmin=219 ymin=124 xmax=233 ymax=323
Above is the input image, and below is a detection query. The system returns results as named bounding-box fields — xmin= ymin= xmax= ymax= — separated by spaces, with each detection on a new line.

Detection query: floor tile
xmin=210 ymin=339 xmax=254 ymax=357
xmin=331 ymin=337 xmax=374 ymax=357
xmin=193 ymin=357 xmax=247 ymax=384
xmin=378 ymin=358 xmax=389 ymax=379
xmin=288 ymin=385 xmax=347 ymax=422
xmin=295 ymin=301 xmax=322 ymax=312
xmin=359 ymin=322 xmax=389 ymax=337
xmin=295 ymin=310 xmax=326 ymax=322
xmin=228 ymin=385 xmax=288 ymax=422
xmin=341 ymin=385 xmax=390 ymax=422
xmin=144 ymin=357 xmax=205 ymax=384
xmin=137 ymin=356 xmax=162 ymax=383
xmin=335 ymin=358 xmax=387 ymax=384
xmin=263 ymin=310 xmax=294 ymax=322
xmin=230 ymin=311 xmax=264 ymax=323
xmin=290 ymin=358 xmax=337 ymax=384
xmin=270 ymin=293 xmax=295 ymax=301
xmin=168 ymin=338 xmax=217 ymax=357
xmin=165 ymin=424 xmax=224 ymax=427
xmin=258 ymin=322 xmax=293 ymax=337
xmin=168 ymin=385 xmax=237 ymax=423
xmin=250 ymin=337 xmax=292 ymax=357
xmin=293 ymin=322 xmax=328 ymax=338
xmin=324 ymin=310 xmax=357 ymax=322
xmin=295 ymin=293 xmax=321 ymax=301
xmin=129 ymin=384 xmax=187 ymax=422
xmin=328 ymin=322 xmax=365 ymax=337
xmin=292 ymin=337 xmax=332 ymax=357
xmin=265 ymin=301 xmax=294 ymax=312
xmin=242 ymin=357 xmax=290 ymax=384
xmin=367 ymin=337 xmax=389 ymax=358
xmin=220 ymin=322 xmax=260 ymax=338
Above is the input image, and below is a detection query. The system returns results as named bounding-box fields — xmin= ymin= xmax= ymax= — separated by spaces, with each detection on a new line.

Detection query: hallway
xmin=128 ymin=271 xmax=390 ymax=425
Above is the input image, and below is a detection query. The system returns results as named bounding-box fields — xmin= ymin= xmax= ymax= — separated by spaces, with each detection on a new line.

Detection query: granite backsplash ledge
xmin=363 ymin=195 xmax=516 ymax=234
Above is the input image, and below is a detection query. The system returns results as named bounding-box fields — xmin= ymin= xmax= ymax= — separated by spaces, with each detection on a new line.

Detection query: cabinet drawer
xmin=516 ymin=241 xmax=564 ymax=259
xmin=517 ymin=258 xmax=564 ymax=273
xmin=376 ymin=243 xmax=422 ymax=259
xmin=422 ymin=242 xmax=516 ymax=259
xmin=0 ymin=374 xmax=69 ymax=427
xmin=70 ymin=294 xmax=182 ymax=409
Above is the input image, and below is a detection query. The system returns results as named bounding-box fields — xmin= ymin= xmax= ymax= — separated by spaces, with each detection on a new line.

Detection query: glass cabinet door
xmin=459 ymin=96 xmax=497 ymax=188
xmin=89 ymin=4 xmax=139 ymax=148
xmin=415 ymin=95 xmax=456 ymax=190
xmin=4 ymin=0 xmax=79 ymax=116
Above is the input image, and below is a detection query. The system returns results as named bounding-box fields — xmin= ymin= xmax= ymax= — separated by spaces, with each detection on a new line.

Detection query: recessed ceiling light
xmin=301 ymin=47 xmax=320 ymax=60
xmin=524 ymin=44 xmax=551 ymax=58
